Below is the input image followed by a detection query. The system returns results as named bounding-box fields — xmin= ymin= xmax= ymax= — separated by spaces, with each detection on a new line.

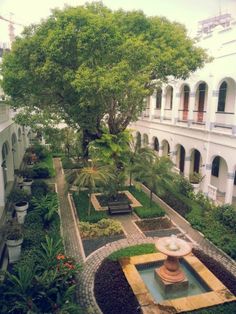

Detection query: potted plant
xmin=5 ymin=219 xmax=23 ymax=263
xmin=189 ymin=172 xmax=204 ymax=192
xmin=18 ymin=169 xmax=35 ymax=194
xmin=8 ymin=188 xmax=30 ymax=224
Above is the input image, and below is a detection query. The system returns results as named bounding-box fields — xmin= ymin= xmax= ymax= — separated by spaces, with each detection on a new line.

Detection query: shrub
xmin=108 ymin=243 xmax=157 ymax=261
xmin=189 ymin=172 xmax=204 ymax=184
xmin=7 ymin=188 xmax=30 ymax=203
xmin=161 ymin=190 xmax=191 ymax=217
xmin=32 ymin=165 xmax=50 ymax=178
xmin=215 ymin=204 xmax=236 ymax=232
xmin=31 ymin=180 xmax=50 ymax=197
xmin=18 ymin=168 xmax=36 ymax=179
xmin=174 ymin=175 xmax=193 ymax=196
xmin=79 ymin=219 xmax=123 ymax=238
xmin=191 ymin=191 xmax=215 ymax=211
xmin=134 ymin=206 xmax=165 ymax=219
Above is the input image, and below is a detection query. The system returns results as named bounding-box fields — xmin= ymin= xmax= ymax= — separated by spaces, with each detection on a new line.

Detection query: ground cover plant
xmin=79 ymin=219 xmax=123 ymax=238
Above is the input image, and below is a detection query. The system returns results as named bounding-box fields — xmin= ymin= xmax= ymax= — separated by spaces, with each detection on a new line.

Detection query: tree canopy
xmin=1 ymin=2 xmax=208 ymax=152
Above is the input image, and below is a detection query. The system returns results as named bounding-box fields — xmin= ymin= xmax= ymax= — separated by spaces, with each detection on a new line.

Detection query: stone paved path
xmin=54 ymin=159 xmax=236 ymax=313
xmin=54 ymin=158 xmax=84 ymax=264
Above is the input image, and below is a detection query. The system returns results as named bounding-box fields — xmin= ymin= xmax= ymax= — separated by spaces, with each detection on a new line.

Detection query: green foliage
xmin=184 ymin=302 xmax=236 ymax=314
xmin=189 ymin=171 xmax=204 ymax=184
xmin=4 ymin=219 xmax=23 ymax=240
xmin=62 ymin=157 xmax=84 ymax=169
xmin=190 ymin=191 xmax=215 ymax=211
xmin=7 ymin=188 xmax=30 ymax=203
xmin=214 ymin=204 xmax=236 ymax=232
xmin=133 ymin=155 xmax=173 ymax=206
xmin=174 ymin=174 xmax=193 ymax=196
xmin=31 ymin=180 xmax=50 ymax=197
xmin=79 ymin=219 xmax=123 ymax=238
xmin=129 ymin=186 xmax=165 ymax=218
xmin=31 ymin=193 xmax=59 ymax=227
xmin=73 ymin=191 xmax=108 ymax=223
xmin=108 ymin=243 xmax=157 ymax=261
xmin=31 ymin=165 xmax=50 ymax=178
xmin=1 ymin=3 xmax=207 ymax=155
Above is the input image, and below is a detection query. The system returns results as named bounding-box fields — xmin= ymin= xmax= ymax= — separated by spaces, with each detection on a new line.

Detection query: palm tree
xmin=127 ymin=137 xmax=156 ymax=186
xmin=67 ymin=160 xmax=114 ymax=215
xmin=133 ymin=155 xmax=173 ymax=206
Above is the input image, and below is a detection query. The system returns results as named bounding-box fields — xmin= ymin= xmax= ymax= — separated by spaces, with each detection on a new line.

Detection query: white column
xmin=160 ymin=93 xmax=166 ymax=122
xmin=205 ymin=90 xmax=218 ymax=131
xmin=188 ymin=92 xmax=195 ymax=127
xmin=149 ymin=93 xmax=156 ymax=120
xmin=232 ymin=107 xmax=236 ymax=135
xmin=171 ymin=92 xmax=180 ymax=124
xmin=225 ymin=172 xmax=234 ymax=204
xmin=184 ymin=155 xmax=191 ymax=178
xmin=202 ymin=163 xmax=212 ymax=195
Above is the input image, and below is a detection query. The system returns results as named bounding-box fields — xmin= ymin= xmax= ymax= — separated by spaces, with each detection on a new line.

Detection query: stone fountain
xmin=155 ymin=235 xmax=192 ymax=292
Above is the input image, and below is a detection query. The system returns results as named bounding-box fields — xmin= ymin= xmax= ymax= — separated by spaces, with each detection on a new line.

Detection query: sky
xmin=0 ymin=0 xmax=236 ymax=43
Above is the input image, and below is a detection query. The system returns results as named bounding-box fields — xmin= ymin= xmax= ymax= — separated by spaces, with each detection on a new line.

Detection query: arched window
xmin=156 ymin=88 xmax=162 ymax=109
xmin=217 ymin=81 xmax=227 ymax=112
xmin=212 ymin=156 xmax=220 ymax=177
xmin=153 ymin=138 xmax=159 ymax=151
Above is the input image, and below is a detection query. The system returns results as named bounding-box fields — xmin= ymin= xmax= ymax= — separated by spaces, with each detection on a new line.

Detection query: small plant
xmin=7 ymin=188 xmax=30 ymax=204
xmin=189 ymin=172 xmax=204 ymax=184
xmin=5 ymin=219 xmax=23 ymax=240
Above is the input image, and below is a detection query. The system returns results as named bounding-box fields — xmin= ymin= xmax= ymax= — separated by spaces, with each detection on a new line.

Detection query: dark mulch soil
xmin=82 ymin=234 xmax=125 ymax=257
xmin=135 ymin=217 xmax=174 ymax=231
xmin=94 ymin=259 xmax=141 ymax=314
xmin=96 ymin=193 xmax=131 ymax=207
xmin=192 ymin=248 xmax=236 ymax=296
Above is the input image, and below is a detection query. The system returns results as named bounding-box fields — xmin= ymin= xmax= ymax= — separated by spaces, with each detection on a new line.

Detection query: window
xmin=211 ymin=156 xmax=220 ymax=177
xmin=234 ymin=171 xmax=236 ymax=185
xmin=217 ymin=81 xmax=227 ymax=112
xmin=153 ymin=138 xmax=159 ymax=151
xmin=156 ymin=88 xmax=162 ymax=109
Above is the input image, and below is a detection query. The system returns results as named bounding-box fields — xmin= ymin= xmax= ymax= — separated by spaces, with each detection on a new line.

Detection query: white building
xmin=131 ymin=14 xmax=236 ymax=205
xmin=0 ymin=44 xmax=29 ymax=221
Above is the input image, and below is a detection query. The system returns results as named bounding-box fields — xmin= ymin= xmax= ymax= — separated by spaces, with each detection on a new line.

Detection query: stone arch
xmin=194 ymin=81 xmax=208 ymax=123
xmin=135 ymin=132 xmax=141 ymax=149
xmin=216 ymin=77 xmax=236 ymax=113
xmin=210 ymin=155 xmax=228 ymax=203
xmin=161 ymin=139 xmax=170 ymax=157
xmin=1 ymin=141 xmax=10 ymax=188
xmin=11 ymin=133 xmax=18 ymax=170
xmin=164 ymin=85 xmax=174 ymax=110
xmin=189 ymin=148 xmax=203 ymax=174
xmin=143 ymin=134 xmax=149 ymax=147
xmin=179 ymin=84 xmax=190 ymax=121
xmin=152 ymin=136 xmax=159 ymax=153
xmin=175 ymin=144 xmax=186 ymax=174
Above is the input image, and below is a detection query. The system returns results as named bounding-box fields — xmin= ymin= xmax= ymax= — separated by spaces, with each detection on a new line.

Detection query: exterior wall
xmin=131 ymin=19 xmax=236 ymax=204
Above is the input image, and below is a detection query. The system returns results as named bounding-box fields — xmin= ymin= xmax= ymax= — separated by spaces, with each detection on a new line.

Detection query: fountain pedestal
xmin=155 ymin=235 xmax=192 ymax=293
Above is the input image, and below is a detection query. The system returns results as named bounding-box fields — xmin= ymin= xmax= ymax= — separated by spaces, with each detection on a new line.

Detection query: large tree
xmin=1 ymin=2 xmax=207 ymax=154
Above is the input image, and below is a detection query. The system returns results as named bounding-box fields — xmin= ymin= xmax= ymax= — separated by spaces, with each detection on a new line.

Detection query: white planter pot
xmin=23 ymin=179 xmax=33 ymax=194
xmin=6 ymin=238 xmax=23 ymax=263
xmin=191 ymin=183 xmax=200 ymax=193
xmin=14 ymin=201 xmax=29 ymax=224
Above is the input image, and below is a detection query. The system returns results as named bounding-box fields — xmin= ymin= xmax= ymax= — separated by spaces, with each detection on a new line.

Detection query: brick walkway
xmin=54 ymin=159 xmax=236 ymax=314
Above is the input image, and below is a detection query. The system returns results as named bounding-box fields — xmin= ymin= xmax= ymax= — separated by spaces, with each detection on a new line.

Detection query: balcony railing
xmin=193 ymin=110 xmax=206 ymax=124
xmin=164 ymin=108 xmax=172 ymax=120
xmin=215 ymin=111 xmax=234 ymax=127
xmin=153 ymin=109 xmax=161 ymax=119
xmin=178 ymin=109 xmax=188 ymax=122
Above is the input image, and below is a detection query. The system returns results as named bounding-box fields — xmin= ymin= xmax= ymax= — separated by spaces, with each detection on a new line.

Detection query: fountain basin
xmin=120 ymin=252 xmax=236 ymax=313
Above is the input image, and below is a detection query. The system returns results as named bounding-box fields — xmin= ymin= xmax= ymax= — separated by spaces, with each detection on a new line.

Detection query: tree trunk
xmin=82 ymin=129 xmax=101 ymax=158
xmin=129 ymin=172 xmax=132 ymax=187
xmin=88 ymin=193 xmax=92 ymax=216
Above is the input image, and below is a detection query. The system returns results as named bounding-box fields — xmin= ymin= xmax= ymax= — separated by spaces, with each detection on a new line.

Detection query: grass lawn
xmin=108 ymin=243 xmax=157 ymax=261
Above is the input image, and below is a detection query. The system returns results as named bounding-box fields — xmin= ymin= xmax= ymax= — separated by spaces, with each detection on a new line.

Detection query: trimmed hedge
xmin=108 ymin=243 xmax=157 ymax=261
xmin=128 ymin=186 xmax=165 ymax=218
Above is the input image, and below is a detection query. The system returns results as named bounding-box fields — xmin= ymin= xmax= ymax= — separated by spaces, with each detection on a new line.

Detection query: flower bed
xmin=135 ymin=217 xmax=173 ymax=231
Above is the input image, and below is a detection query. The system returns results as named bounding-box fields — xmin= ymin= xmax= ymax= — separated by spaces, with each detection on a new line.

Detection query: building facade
xmin=131 ymin=15 xmax=236 ymax=205
xmin=0 ymin=44 xmax=29 ymax=220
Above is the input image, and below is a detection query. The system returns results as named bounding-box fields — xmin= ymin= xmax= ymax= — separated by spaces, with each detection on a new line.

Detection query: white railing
xmin=164 ymin=108 xmax=172 ymax=120
xmin=215 ymin=112 xmax=234 ymax=126
xmin=208 ymin=184 xmax=217 ymax=201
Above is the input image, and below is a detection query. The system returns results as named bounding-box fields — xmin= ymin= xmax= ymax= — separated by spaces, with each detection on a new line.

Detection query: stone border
xmin=120 ymin=253 xmax=236 ymax=314
xmin=91 ymin=190 xmax=142 ymax=211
